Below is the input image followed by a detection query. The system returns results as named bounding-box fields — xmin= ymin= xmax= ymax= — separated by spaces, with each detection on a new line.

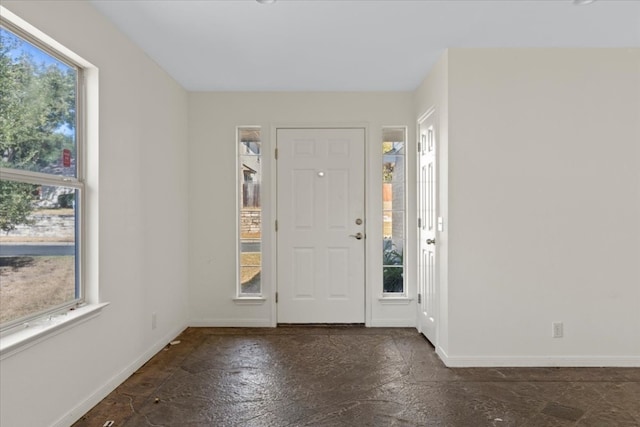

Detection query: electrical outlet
xmin=152 ymin=312 xmax=157 ymax=330
xmin=552 ymin=322 xmax=563 ymax=338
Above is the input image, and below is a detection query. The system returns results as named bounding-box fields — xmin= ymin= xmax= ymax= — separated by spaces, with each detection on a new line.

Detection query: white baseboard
xmin=51 ymin=323 xmax=188 ymax=427
xmin=368 ymin=319 xmax=416 ymax=327
xmin=437 ymin=348 xmax=640 ymax=367
xmin=190 ymin=318 xmax=273 ymax=327
xmin=436 ymin=345 xmax=449 ymax=363
xmin=191 ymin=319 xmax=417 ymax=328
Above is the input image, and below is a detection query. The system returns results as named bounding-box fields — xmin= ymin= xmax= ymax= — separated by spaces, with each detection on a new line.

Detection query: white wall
xmin=188 ymin=92 xmax=415 ymax=327
xmin=0 ymin=2 xmax=190 ymax=426
xmin=416 ymin=48 xmax=640 ymax=366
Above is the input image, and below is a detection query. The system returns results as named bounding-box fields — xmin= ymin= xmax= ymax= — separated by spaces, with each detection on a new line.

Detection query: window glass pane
xmin=0 ymin=27 xmax=78 ymax=177
xmin=383 ymin=238 xmax=403 ymax=266
xmin=383 ymin=210 xmax=392 ymax=239
xmin=391 ymin=211 xmax=404 ymax=240
xmin=382 ymin=127 xmax=405 ymax=294
xmin=240 ymin=155 xmax=261 ymax=210
xmin=383 ymin=211 xmax=405 ymax=240
xmin=241 ymin=240 xmax=261 ymax=255
xmin=382 ymin=129 xmax=405 ymax=152
xmin=0 ymin=181 xmax=78 ymax=325
xmin=383 ymin=142 xmax=404 ymax=158
xmin=239 ymin=128 xmax=261 ymax=294
xmin=388 ymin=155 xmax=405 ymax=182
xmin=240 ymin=266 xmax=261 ymax=294
xmin=382 ymin=155 xmax=395 ymax=183
xmin=239 ymin=128 xmax=261 ymax=155
xmin=383 ymin=155 xmax=404 ymax=183
xmin=390 ymin=183 xmax=404 ymax=211
xmin=382 ymin=182 xmax=392 ymax=209
xmin=383 ymin=267 xmax=403 ymax=293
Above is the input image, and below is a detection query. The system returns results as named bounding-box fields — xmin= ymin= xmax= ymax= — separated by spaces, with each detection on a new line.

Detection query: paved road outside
xmin=0 ymin=244 xmax=75 ymax=257
xmin=241 ymin=241 xmax=261 ymax=253
xmin=1 ymin=242 xmax=259 ymax=256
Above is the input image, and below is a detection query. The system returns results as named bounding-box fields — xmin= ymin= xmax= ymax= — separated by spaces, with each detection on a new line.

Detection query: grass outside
xmin=0 ymin=256 xmax=75 ymax=324
xmin=240 ymin=231 xmax=261 ymax=240
xmin=33 ymin=208 xmax=74 ymax=216
xmin=241 ymin=252 xmax=261 ymax=282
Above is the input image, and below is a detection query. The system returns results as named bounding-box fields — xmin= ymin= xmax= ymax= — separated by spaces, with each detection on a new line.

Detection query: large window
xmin=382 ymin=128 xmax=406 ymax=294
xmin=0 ymin=22 xmax=84 ymax=329
xmin=238 ymin=127 xmax=262 ymax=295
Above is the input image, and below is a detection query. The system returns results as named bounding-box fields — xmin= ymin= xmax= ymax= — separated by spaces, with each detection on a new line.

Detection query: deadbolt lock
xmin=355 ymin=218 xmax=363 ymax=225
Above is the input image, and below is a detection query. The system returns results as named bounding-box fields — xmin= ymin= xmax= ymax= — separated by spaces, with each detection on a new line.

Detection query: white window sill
xmin=0 ymin=302 xmax=109 ymax=360
xmin=233 ymin=297 xmax=267 ymax=305
xmin=378 ymin=296 xmax=414 ymax=305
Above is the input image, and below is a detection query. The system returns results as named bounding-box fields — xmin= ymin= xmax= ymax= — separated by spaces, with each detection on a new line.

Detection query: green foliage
xmin=0 ymin=180 xmax=37 ymax=232
xmin=0 ymin=31 xmax=76 ymax=170
xmin=57 ymin=192 xmax=74 ymax=208
xmin=383 ymin=161 xmax=394 ymax=183
xmin=0 ymin=28 xmax=76 ymax=231
xmin=383 ymin=239 xmax=403 ymax=292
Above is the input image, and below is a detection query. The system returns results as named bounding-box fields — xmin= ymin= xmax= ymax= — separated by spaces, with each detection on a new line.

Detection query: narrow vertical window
xmin=382 ymin=128 xmax=406 ymax=294
xmin=238 ymin=127 xmax=262 ymax=295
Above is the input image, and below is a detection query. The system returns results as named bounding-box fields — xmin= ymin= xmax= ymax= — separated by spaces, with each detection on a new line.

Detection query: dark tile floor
xmin=74 ymin=327 xmax=640 ymax=427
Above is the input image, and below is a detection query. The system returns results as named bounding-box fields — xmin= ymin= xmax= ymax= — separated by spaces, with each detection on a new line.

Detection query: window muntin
xmin=238 ymin=127 xmax=262 ymax=295
xmin=0 ymin=23 xmax=83 ymax=330
xmin=382 ymin=128 xmax=406 ymax=294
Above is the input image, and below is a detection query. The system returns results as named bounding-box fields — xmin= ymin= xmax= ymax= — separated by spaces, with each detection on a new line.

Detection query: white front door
xmin=276 ymin=128 xmax=365 ymax=323
xmin=417 ymin=113 xmax=438 ymax=344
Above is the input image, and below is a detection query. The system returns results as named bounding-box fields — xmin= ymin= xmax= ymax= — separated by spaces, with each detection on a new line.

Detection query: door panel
xmin=418 ymin=115 xmax=438 ymax=344
xmin=277 ymin=128 xmax=365 ymax=323
xmin=292 ymin=248 xmax=314 ymax=298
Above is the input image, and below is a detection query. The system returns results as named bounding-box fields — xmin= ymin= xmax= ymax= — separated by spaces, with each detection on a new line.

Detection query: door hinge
xmin=275 ymin=220 xmax=278 ymax=232
xmin=418 ymin=218 xmax=422 ymax=228
xmin=275 ymin=148 xmax=279 ymax=160
xmin=417 ymin=294 xmax=422 ymax=304
xmin=275 ymin=292 xmax=278 ymax=303
xmin=417 ymin=141 xmax=421 ymax=153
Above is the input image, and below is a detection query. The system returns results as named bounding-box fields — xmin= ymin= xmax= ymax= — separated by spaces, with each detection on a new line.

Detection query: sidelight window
xmin=382 ymin=128 xmax=406 ymax=294
xmin=237 ymin=127 xmax=262 ymax=295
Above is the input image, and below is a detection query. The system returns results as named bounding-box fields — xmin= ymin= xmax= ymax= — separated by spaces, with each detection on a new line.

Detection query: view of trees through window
xmin=382 ymin=128 xmax=406 ymax=293
xmin=238 ymin=128 xmax=262 ymax=295
xmin=0 ymin=24 xmax=82 ymax=327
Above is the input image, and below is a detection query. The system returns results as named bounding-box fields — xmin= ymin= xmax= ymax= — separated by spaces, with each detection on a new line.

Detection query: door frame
xmin=269 ymin=123 xmax=370 ymax=326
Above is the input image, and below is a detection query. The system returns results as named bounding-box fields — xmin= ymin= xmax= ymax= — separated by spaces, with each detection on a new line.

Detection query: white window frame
xmin=0 ymin=9 xmax=106 ymax=355
xmin=381 ymin=126 xmax=408 ymax=298
xmin=0 ymin=19 xmax=85 ymax=331
xmin=236 ymin=126 xmax=264 ymax=299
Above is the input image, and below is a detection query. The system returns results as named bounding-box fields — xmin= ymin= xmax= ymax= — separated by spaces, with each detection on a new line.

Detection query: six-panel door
xmin=277 ymin=128 xmax=366 ymax=323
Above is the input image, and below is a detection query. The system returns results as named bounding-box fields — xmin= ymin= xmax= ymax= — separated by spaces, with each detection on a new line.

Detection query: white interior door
xmin=277 ymin=128 xmax=365 ymax=323
xmin=418 ymin=115 xmax=438 ymax=344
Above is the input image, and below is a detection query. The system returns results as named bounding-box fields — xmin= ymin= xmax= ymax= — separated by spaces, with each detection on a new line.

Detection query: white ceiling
xmin=90 ymin=0 xmax=640 ymax=92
